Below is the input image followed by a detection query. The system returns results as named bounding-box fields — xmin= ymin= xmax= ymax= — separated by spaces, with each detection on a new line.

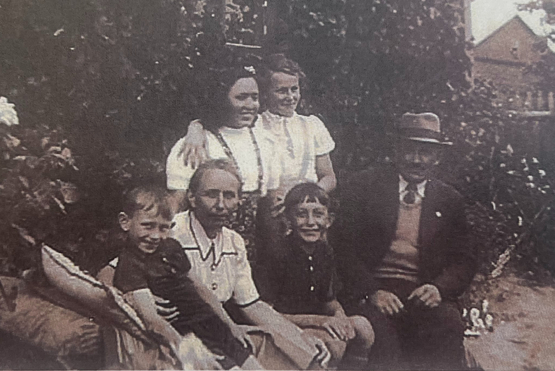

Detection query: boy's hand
xmin=154 ymin=296 xmax=179 ymax=323
xmin=408 ymin=284 xmax=441 ymax=308
xmin=178 ymin=119 xmax=207 ymax=169
xmin=371 ymin=290 xmax=404 ymax=316
xmin=322 ymin=316 xmax=355 ymax=341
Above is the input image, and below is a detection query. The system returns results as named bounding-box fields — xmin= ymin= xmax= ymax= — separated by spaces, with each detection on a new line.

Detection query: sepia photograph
xmin=1 ymin=0 xmax=555 ymax=369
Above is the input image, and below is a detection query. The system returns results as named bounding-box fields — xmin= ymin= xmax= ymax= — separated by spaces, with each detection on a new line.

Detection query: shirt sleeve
xmin=113 ymin=251 xmax=148 ymax=294
xmin=309 ymin=115 xmax=335 ymax=156
xmin=166 ymin=137 xmax=196 ymax=191
xmin=164 ymin=238 xmax=192 ymax=273
xmin=230 ymin=233 xmax=260 ymax=306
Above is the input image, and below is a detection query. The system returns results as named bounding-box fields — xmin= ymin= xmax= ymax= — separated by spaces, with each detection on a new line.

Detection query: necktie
xmin=403 ymin=182 xmax=419 ymax=205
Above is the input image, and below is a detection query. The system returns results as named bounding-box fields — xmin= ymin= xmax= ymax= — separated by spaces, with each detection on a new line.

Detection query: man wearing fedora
xmin=335 ymin=113 xmax=476 ymax=370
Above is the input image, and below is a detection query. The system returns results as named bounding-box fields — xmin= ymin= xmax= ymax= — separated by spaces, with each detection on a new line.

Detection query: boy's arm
xmin=178 ymin=120 xmax=208 ymax=169
xmin=127 ymin=289 xmax=182 ymax=352
xmin=320 ymin=300 xmax=355 ymax=341
xmin=315 ymin=154 xmax=337 ymax=193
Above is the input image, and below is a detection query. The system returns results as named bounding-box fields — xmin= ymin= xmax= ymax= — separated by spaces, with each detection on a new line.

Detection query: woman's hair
xmin=200 ymin=63 xmax=259 ymax=131
xmin=188 ymin=158 xmax=242 ymax=195
xmin=258 ymin=54 xmax=306 ymax=96
xmin=283 ymin=182 xmax=330 ymax=215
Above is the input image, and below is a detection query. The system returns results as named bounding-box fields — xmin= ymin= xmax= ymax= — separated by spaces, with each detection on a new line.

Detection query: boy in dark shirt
xmin=265 ymin=183 xmax=374 ymax=369
xmin=113 ymin=185 xmax=263 ymax=370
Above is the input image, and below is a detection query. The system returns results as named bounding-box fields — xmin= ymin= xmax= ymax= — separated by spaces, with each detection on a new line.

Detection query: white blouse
xmin=259 ymin=111 xmax=335 ymax=192
xmin=166 ymin=125 xmax=279 ymax=196
xmin=170 ymin=211 xmax=260 ymax=306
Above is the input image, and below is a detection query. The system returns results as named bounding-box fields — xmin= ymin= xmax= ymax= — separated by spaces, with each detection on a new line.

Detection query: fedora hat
xmin=396 ymin=112 xmax=452 ymax=145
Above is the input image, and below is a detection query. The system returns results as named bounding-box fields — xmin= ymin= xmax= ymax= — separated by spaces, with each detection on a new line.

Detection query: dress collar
xmin=399 ymin=175 xmax=427 ymax=199
xmin=261 ymin=110 xmax=297 ymax=123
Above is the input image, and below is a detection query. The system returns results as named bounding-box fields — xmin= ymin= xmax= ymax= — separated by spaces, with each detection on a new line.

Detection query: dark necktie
xmin=403 ymin=182 xmax=419 ymax=205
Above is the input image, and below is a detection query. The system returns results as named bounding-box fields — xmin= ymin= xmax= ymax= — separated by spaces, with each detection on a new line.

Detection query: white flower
xmin=539 ymin=170 xmax=546 ymax=178
xmin=0 ymin=97 xmax=19 ymax=126
xmin=244 ymin=65 xmax=256 ymax=74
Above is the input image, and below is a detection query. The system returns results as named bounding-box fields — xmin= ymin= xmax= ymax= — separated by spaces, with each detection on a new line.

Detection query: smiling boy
xmin=264 ymin=183 xmax=374 ymax=369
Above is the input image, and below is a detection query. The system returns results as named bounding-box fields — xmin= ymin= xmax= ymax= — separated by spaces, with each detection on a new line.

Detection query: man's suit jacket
xmin=335 ymin=165 xmax=476 ymax=303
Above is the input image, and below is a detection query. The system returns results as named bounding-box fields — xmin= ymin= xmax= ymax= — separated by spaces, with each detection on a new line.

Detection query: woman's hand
xmin=178 ymin=119 xmax=207 ymax=169
xmin=154 ymin=296 xmax=179 ymax=323
xmin=322 ymin=315 xmax=355 ymax=341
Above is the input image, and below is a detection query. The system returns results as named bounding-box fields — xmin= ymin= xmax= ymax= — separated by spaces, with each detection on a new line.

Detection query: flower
xmin=244 ymin=65 xmax=256 ymax=74
xmin=0 ymin=97 xmax=19 ymax=127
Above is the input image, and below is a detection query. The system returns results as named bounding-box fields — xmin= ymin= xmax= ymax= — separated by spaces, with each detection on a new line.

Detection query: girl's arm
xmin=315 ymin=154 xmax=337 ymax=193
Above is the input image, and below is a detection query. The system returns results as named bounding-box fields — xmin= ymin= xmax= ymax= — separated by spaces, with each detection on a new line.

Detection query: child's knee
xmin=350 ymin=315 xmax=375 ymax=348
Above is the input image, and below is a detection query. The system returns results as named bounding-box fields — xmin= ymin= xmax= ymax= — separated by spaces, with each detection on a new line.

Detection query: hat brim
xmin=405 ymin=136 xmax=453 ymax=146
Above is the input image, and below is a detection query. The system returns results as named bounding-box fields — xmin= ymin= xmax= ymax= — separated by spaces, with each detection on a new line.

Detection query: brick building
xmin=471 ymin=13 xmax=554 ymax=111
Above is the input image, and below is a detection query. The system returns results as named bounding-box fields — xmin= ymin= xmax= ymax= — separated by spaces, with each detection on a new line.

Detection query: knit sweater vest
xmin=374 ymin=202 xmax=421 ymax=283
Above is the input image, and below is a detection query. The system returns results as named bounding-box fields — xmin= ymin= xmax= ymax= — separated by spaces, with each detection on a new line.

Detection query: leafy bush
xmin=1 ymin=0 xmax=554 ymax=278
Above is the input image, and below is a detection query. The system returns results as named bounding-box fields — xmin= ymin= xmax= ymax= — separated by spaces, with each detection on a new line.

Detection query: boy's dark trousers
xmin=346 ymin=278 xmax=466 ymax=371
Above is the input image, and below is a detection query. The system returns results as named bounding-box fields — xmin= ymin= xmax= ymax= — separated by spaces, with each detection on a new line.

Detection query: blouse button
xmin=309 ymin=266 xmax=314 ymax=272
xmin=310 ymin=286 xmax=315 ymax=292
xmin=211 ymin=283 xmax=218 ymax=290
xmin=308 ymin=256 xmax=313 ymax=261
xmin=211 ymin=264 xmax=217 ymax=271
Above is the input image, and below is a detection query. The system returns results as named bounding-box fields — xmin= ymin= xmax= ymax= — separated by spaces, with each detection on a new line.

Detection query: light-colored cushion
xmin=41 ymin=245 xmax=148 ymax=341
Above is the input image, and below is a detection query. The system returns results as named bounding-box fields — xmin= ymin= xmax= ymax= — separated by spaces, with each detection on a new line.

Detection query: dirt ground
xmin=465 ymin=273 xmax=555 ymax=371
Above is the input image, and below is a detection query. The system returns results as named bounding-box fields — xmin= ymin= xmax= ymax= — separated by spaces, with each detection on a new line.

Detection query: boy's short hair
xmin=122 ymin=184 xmax=173 ymax=220
xmin=188 ymin=159 xmax=242 ymax=195
xmin=284 ymin=182 xmax=330 ymax=215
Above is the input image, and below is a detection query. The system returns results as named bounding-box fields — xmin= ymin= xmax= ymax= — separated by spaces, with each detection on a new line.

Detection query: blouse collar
xmin=189 ymin=211 xmax=223 ymax=261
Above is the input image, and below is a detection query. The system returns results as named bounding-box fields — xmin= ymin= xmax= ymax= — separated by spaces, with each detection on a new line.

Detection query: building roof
xmin=471 ymin=0 xmax=552 ymax=45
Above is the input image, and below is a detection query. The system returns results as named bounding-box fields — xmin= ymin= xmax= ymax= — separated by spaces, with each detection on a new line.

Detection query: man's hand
xmin=301 ymin=332 xmax=331 ymax=368
xmin=154 ymin=296 xmax=179 ymax=323
xmin=370 ymin=290 xmax=404 ymax=316
xmin=178 ymin=119 xmax=207 ymax=169
xmin=408 ymin=284 xmax=442 ymax=308
xmin=322 ymin=316 xmax=355 ymax=341
xmin=229 ymin=324 xmax=262 ymax=350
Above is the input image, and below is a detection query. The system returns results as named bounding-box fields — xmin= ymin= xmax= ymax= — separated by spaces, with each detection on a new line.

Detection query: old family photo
xmin=2 ymin=0 xmax=555 ymax=370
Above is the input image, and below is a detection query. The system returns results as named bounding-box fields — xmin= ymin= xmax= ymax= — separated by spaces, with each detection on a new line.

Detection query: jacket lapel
xmin=418 ymin=179 xmax=441 ymax=250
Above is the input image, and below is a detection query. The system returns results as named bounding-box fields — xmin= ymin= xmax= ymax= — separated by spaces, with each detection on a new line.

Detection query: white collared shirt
xmin=166 ymin=124 xmax=280 ymax=195
xmin=259 ymin=110 xmax=335 ymax=192
xmin=170 ymin=211 xmax=260 ymax=306
xmin=399 ymin=175 xmax=427 ymax=205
